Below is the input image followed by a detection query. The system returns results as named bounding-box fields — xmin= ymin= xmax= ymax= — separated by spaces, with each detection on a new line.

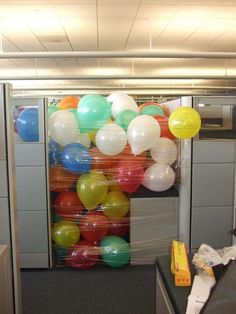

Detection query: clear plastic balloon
xmin=127 ymin=115 xmax=161 ymax=155
xmin=49 ymin=110 xmax=79 ymax=146
xmin=142 ymin=163 xmax=175 ymax=192
xmin=107 ymin=92 xmax=139 ymax=118
xmin=95 ymin=123 xmax=127 ymax=156
xmin=150 ymin=138 xmax=178 ymax=165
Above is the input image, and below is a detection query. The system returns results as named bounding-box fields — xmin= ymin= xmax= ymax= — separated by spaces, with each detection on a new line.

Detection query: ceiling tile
xmin=99 ymin=17 xmax=133 ymax=36
xmin=61 ymin=17 xmax=97 ymax=37
xmin=99 ymin=4 xmax=138 ymax=17
xmin=137 ymin=5 xmax=180 ymax=18
xmin=56 ymin=4 xmax=96 ymax=17
xmin=26 ymin=16 xmax=65 ymax=36
xmin=175 ymin=6 xmax=216 ymax=18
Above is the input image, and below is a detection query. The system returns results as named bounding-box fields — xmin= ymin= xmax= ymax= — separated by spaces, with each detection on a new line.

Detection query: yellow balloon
xmin=76 ymin=172 xmax=108 ymax=210
xmin=52 ymin=220 xmax=80 ymax=248
xmin=168 ymin=107 xmax=201 ymax=139
xmin=101 ymin=191 xmax=130 ymax=218
xmin=87 ymin=129 xmax=97 ymax=145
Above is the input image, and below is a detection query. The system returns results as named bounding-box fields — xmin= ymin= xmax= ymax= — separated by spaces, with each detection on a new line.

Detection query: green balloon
xmin=54 ymin=245 xmax=69 ymax=264
xmin=115 ymin=109 xmax=138 ymax=131
xmin=100 ymin=236 xmax=130 ymax=268
xmin=77 ymin=95 xmax=111 ymax=132
xmin=48 ymin=106 xmax=59 ymax=117
xmin=140 ymin=105 xmax=164 ymax=116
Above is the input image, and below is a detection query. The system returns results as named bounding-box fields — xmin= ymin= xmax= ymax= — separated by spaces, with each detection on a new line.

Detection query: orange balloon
xmin=116 ymin=144 xmax=147 ymax=166
xmin=139 ymin=101 xmax=160 ymax=112
xmin=154 ymin=115 xmax=175 ymax=140
xmin=50 ymin=165 xmax=77 ymax=192
xmin=90 ymin=147 xmax=117 ymax=171
xmin=58 ymin=96 xmax=79 ymax=110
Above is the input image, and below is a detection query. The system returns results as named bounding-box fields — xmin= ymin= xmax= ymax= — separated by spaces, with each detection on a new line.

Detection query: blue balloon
xmin=49 ymin=139 xmax=61 ymax=166
xmin=16 ymin=108 xmax=39 ymax=142
xmin=61 ymin=143 xmax=92 ymax=174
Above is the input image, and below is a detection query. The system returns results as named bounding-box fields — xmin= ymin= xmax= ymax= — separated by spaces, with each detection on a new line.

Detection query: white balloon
xmin=150 ymin=138 xmax=178 ymax=165
xmin=107 ymin=92 xmax=138 ymax=118
xmin=95 ymin=123 xmax=127 ymax=156
xmin=142 ymin=163 xmax=175 ymax=192
xmin=127 ymin=115 xmax=160 ymax=155
xmin=49 ymin=110 xmax=79 ymax=146
xmin=77 ymin=133 xmax=91 ymax=149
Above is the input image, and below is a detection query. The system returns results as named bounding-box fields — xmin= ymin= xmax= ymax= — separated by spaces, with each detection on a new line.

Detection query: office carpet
xmin=21 ymin=265 xmax=156 ymax=314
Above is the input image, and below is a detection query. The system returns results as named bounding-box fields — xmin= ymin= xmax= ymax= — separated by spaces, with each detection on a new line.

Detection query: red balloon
xmin=116 ymin=144 xmax=147 ymax=166
xmin=107 ymin=217 xmax=129 ymax=237
xmin=65 ymin=240 xmax=99 ymax=269
xmin=115 ymin=160 xmax=144 ymax=193
xmin=153 ymin=115 xmax=175 ymax=140
xmin=80 ymin=211 xmax=109 ymax=242
xmin=54 ymin=191 xmax=84 ymax=220
xmin=49 ymin=165 xmax=77 ymax=192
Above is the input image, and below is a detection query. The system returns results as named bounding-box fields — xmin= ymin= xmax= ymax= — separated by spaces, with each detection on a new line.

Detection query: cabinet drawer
xmin=18 ymin=211 xmax=49 ymax=254
xmin=16 ymin=166 xmax=47 ymax=211
xmin=193 ymin=141 xmax=235 ymax=164
xmin=0 ymin=160 xmax=8 ymax=198
xmin=191 ymin=206 xmax=233 ymax=249
xmin=0 ymin=198 xmax=11 ymax=246
xmin=192 ymin=163 xmax=234 ymax=207
xmin=15 ymin=143 xmax=45 ymax=166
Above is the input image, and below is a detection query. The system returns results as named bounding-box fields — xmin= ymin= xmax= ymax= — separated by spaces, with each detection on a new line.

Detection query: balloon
xmin=116 ymin=145 xmax=147 ymax=166
xmin=101 ymin=191 xmax=130 ymax=218
xmin=100 ymin=236 xmax=130 ymax=267
xmin=154 ymin=115 xmax=175 ymax=140
xmin=58 ymin=96 xmax=79 ymax=110
xmin=142 ymin=163 xmax=175 ymax=192
xmin=48 ymin=139 xmax=61 ymax=166
xmin=16 ymin=108 xmax=39 ymax=142
xmin=127 ymin=115 xmax=161 ymax=155
xmin=76 ymin=172 xmax=108 ymax=210
xmin=107 ymin=92 xmax=138 ymax=118
xmin=115 ymin=109 xmax=138 ymax=131
xmin=52 ymin=220 xmax=80 ymax=248
xmin=49 ymin=165 xmax=77 ymax=192
xmin=150 ymin=138 xmax=178 ymax=165
xmin=168 ymin=107 xmax=201 ymax=139
xmin=54 ymin=191 xmax=83 ymax=217
xmin=65 ymin=240 xmax=99 ymax=269
xmin=96 ymin=123 xmax=127 ymax=156
xmin=76 ymin=133 xmax=91 ymax=149
xmin=139 ymin=101 xmax=159 ymax=112
xmin=54 ymin=246 xmax=69 ymax=264
xmin=90 ymin=147 xmax=117 ymax=171
xmin=115 ymin=160 xmax=144 ymax=193
xmin=87 ymin=129 xmax=97 ymax=145
xmin=77 ymin=94 xmax=111 ymax=132
xmin=49 ymin=110 xmax=79 ymax=146
xmin=61 ymin=143 xmax=92 ymax=174
xmin=80 ymin=212 xmax=109 ymax=242
xmin=48 ymin=105 xmax=59 ymax=118
xmin=107 ymin=217 xmax=129 ymax=237
xmin=140 ymin=105 xmax=164 ymax=116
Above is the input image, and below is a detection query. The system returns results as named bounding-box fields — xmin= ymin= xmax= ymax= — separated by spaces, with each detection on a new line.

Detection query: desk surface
xmin=156 ymin=255 xmax=195 ymax=314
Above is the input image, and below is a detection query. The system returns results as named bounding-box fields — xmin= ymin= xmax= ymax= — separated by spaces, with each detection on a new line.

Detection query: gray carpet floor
xmin=21 ymin=265 xmax=156 ymax=314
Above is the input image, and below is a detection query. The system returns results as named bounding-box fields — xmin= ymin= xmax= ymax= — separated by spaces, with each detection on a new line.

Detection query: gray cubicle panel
xmin=14 ymin=97 xmax=51 ymax=268
xmin=0 ymin=84 xmax=22 ymax=314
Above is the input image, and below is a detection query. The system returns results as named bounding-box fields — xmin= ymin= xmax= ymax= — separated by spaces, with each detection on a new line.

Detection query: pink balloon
xmin=115 ymin=160 xmax=144 ymax=193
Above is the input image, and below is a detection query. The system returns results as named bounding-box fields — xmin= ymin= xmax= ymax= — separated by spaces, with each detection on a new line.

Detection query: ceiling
xmin=1 ymin=0 xmax=236 ymax=96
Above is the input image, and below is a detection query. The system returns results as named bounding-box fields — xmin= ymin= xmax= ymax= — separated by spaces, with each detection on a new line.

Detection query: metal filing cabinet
xmin=14 ymin=98 xmax=50 ymax=268
xmin=130 ymin=196 xmax=178 ymax=265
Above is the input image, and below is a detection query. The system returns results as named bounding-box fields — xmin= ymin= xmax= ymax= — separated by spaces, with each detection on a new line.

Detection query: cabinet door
xmin=191 ymin=206 xmax=233 ymax=249
xmin=0 ymin=199 xmax=11 ymax=246
xmin=0 ymin=160 xmax=8 ymax=198
xmin=0 ymin=102 xmax=5 ymax=160
xmin=15 ymin=167 xmax=47 ymax=211
xmin=18 ymin=211 xmax=48 ymax=253
xmin=192 ymin=163 xmax=234 ymax=207
xmin=130 ymin=198 xmax=178 ymax=264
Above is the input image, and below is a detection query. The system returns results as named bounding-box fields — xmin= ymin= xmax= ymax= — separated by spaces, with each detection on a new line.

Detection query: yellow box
xmin=171 ymin=240 xmax=191 ymax=286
